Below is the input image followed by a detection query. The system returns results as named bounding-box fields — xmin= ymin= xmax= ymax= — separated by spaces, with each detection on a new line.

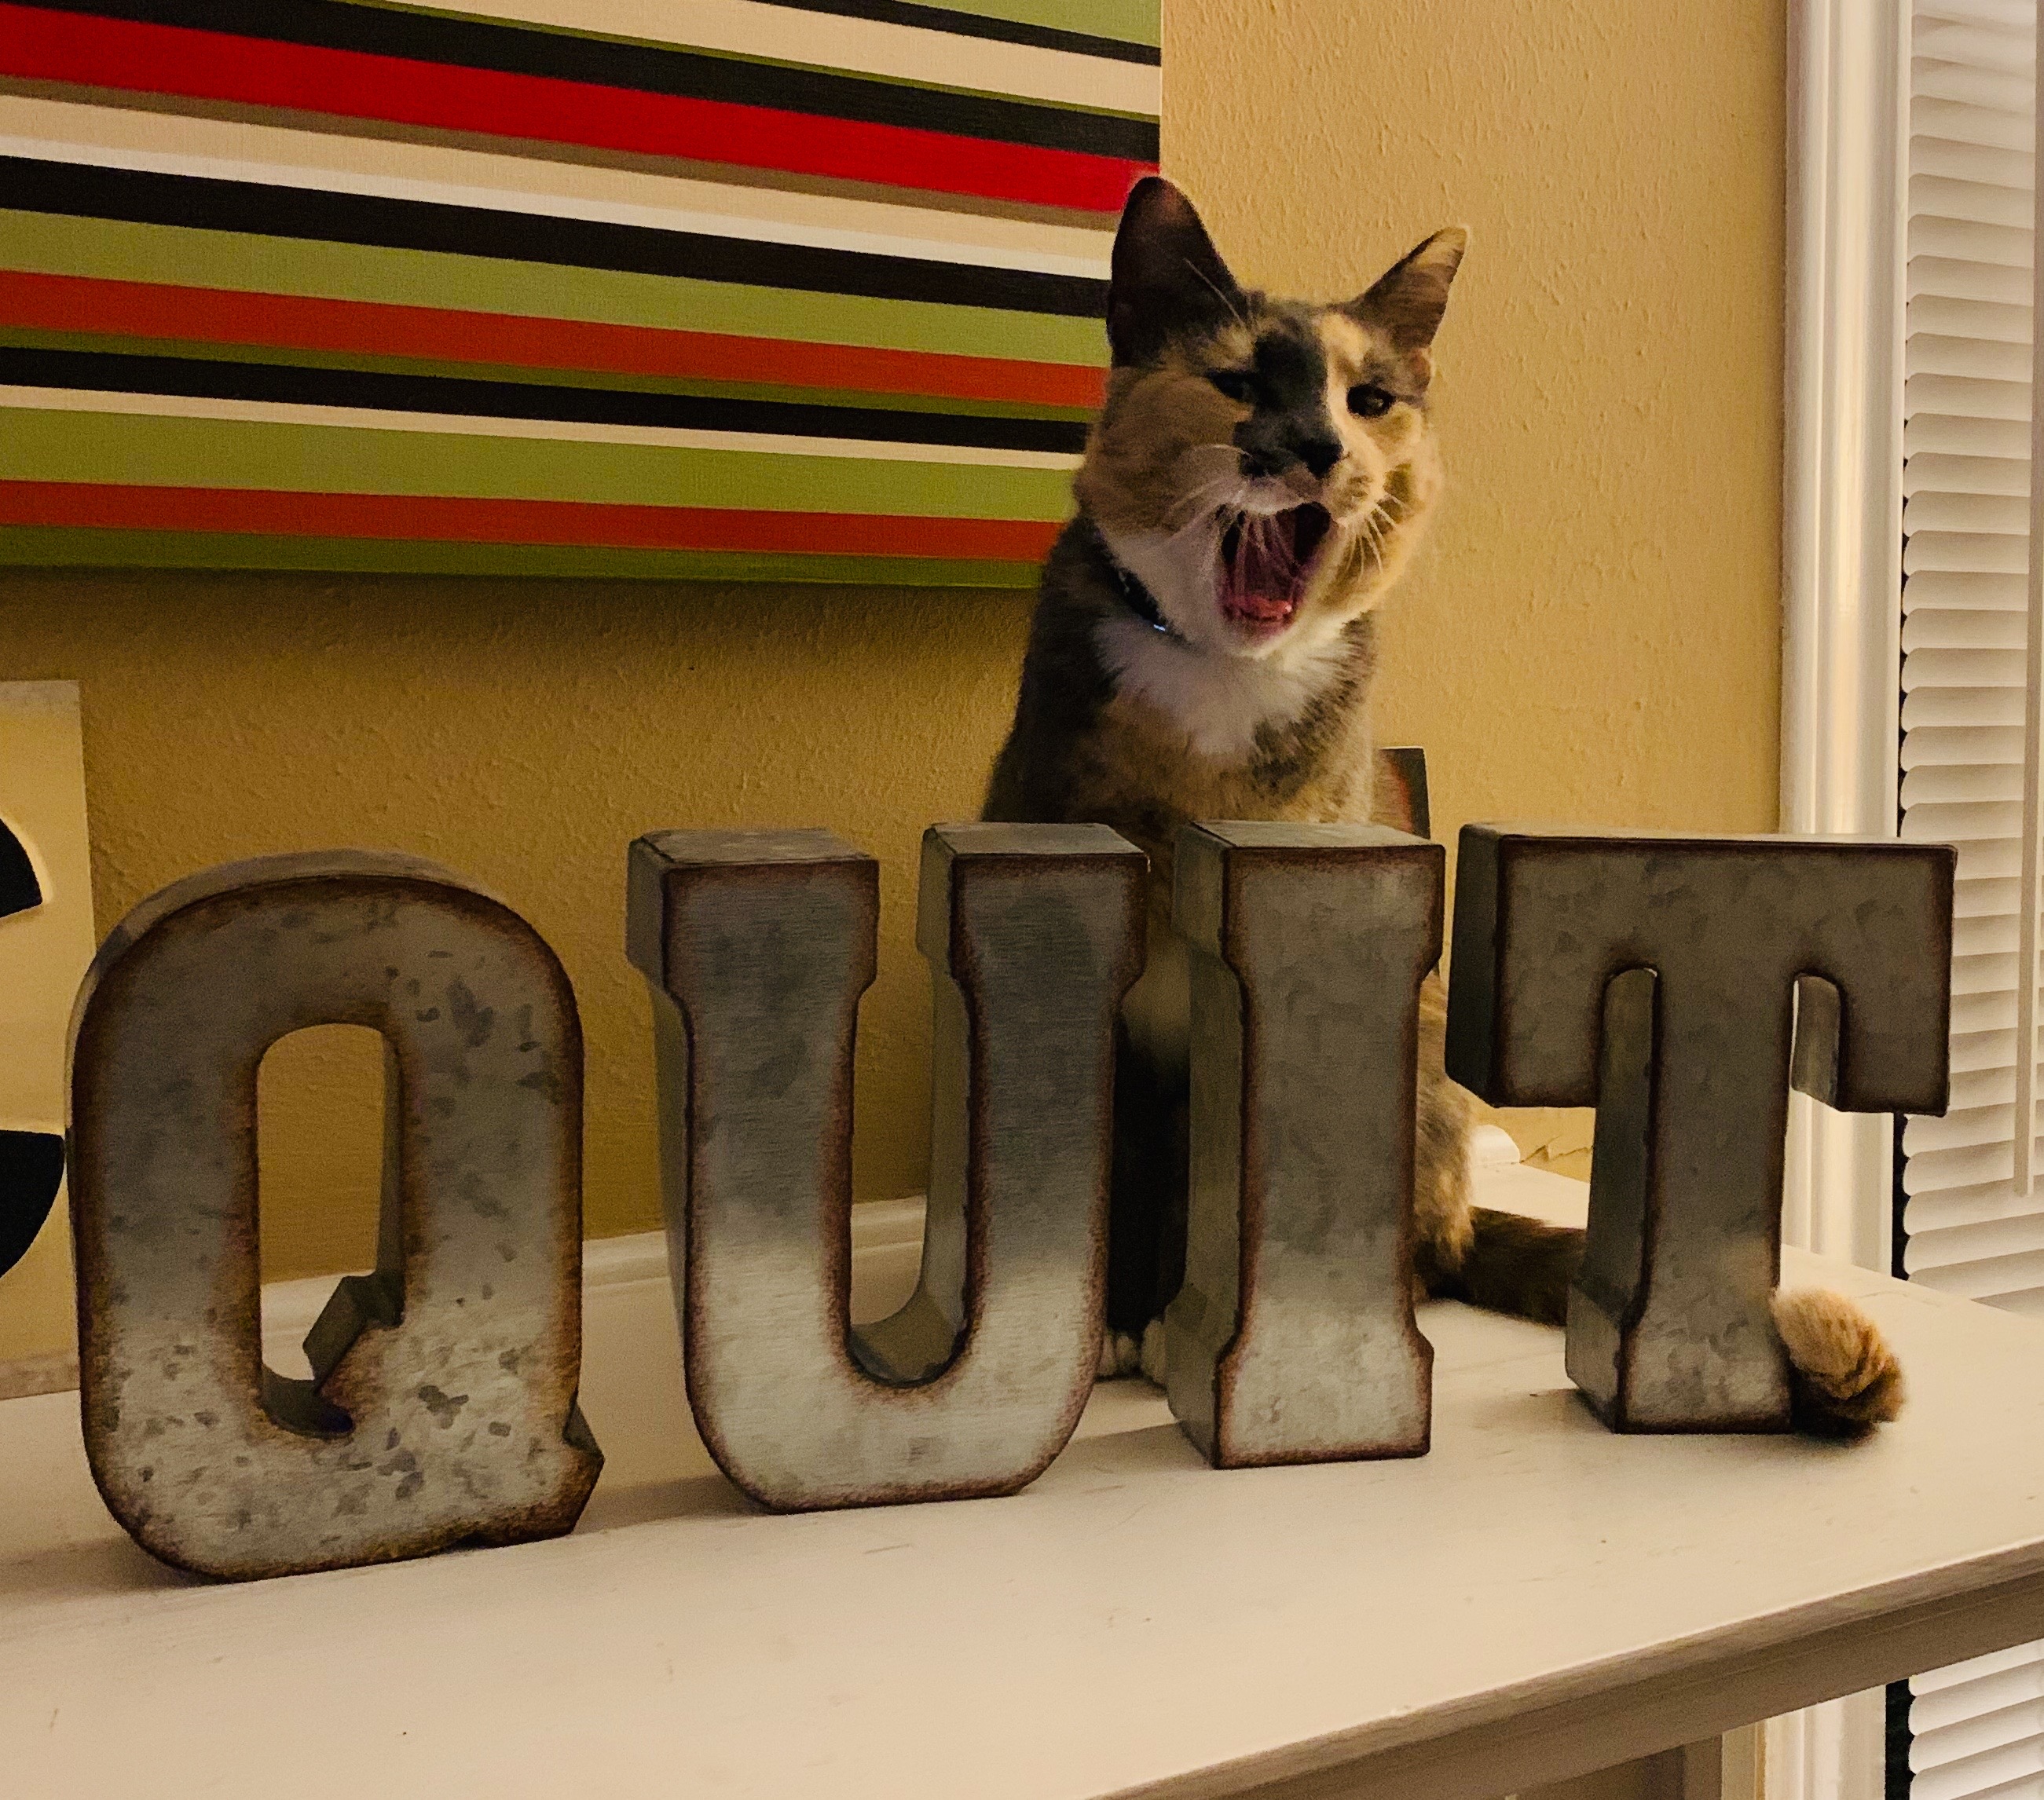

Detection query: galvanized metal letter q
xmin=68 ymin=851 xmax=602 ymax=1579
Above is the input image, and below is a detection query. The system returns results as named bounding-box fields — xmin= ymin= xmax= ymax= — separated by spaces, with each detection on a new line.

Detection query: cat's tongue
xmin=1220 ymin=505 xmax=1330 ymax=638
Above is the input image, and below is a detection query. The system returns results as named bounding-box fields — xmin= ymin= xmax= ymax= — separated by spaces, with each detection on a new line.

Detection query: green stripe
xmin=0 ymin=212 xmax=1110 ymax=366
xmin=0 ymin=407 xmax=1076 ymax=517
xmin=0 ymin=327 xmax=1095 ymax=422
xmin=923 ymin=0 xmax=1159 ymax=49
xmin=0 ymin=524 xmax=1044 ymax=587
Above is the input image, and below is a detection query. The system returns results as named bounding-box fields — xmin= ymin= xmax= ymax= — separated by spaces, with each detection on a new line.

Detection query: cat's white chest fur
xmin=1095 ymin=616 xmax=1343 ymax=760
xmin=1093 ymin=521 xmax=1356 ymax=762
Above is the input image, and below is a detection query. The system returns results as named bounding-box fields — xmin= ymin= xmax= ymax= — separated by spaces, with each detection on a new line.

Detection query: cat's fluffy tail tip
xmin=1097 ymin=1330 xmax=1143 ymax=1381
xmin=1771 ymin=1287 xmax=1905 ymax=1438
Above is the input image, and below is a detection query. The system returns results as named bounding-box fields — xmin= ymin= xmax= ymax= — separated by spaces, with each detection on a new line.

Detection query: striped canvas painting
xmin=0 ymin=0 xmax=1159 ymax=584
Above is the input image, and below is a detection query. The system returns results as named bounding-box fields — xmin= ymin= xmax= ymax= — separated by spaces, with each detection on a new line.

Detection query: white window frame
xmin=1780 ymin=5 xmax=1910 ymax=1800
xmin=1783 ymin=0 xmax=1909 ymax=1278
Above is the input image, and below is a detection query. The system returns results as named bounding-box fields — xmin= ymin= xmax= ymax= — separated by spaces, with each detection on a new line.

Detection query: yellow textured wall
xmin=1166 ymin=0 xmax=1786 ymax=839
xmin=0 ymin=0 xmax=1786 ymax=1353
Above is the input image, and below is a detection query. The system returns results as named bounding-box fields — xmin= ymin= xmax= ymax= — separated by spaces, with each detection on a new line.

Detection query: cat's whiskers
xmin=1181 ymin=256 xmax=1250 ymax=334
xmin=1357 ymin=509 xmax=1390 ymax=582
xmin=1343 ymin=481 xmax=1412 ymax=587
xmin=1165 ymin=479 xmax=1245 ymax=540
xmin=1165 ymin=448 xmax=1249 ymax=536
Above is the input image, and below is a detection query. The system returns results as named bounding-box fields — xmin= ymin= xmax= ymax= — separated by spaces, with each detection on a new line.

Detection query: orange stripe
xmin=0 ymin=478 xmax=1063 ymax=558
xmin=0 ymin=272 xmax=1107 ymax=410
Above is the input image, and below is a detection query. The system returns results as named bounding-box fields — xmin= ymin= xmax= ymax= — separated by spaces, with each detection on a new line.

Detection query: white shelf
xmin=4 ymin=1164 xmax=2042 ymax=1800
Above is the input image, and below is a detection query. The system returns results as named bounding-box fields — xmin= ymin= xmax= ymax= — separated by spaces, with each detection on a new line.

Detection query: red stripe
xmin=2 ymin=6 xmax=1150 ymax=214
xmin=0 ymin=480 xmax=1063 ymax=558
xmin=0 ymin=272 xmax=1107 ymax=411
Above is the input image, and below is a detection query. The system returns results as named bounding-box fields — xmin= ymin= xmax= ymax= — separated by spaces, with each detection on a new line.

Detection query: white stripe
xmin=441 ymin=0 xmax=1159 ymax=116
xmin=0 ymin=96 xmax=1114 ymax=279
xmin=0 ymin=385 xmax=1085 ymax=469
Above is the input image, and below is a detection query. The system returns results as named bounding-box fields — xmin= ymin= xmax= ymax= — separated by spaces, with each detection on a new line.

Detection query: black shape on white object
xmin=0 ymin=817 xmax=60 ymax=1275
xmin=0 ymin=1132 xmax=63 ymax=1279
xmin=0 ymin=817 xmax=39 ymax=920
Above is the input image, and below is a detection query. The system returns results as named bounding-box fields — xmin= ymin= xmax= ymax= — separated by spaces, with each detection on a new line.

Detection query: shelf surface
xmin=3 ymin=1163 xmax=2042 ymax=1800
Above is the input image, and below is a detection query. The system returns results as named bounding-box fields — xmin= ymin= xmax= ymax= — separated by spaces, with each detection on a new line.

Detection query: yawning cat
xmin=983 ymin=175 xmax=1900 ymax=1437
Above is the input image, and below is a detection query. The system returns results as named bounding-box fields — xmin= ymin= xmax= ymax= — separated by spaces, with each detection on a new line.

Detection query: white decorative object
xmin=0 ymin=681 xmax=95 ymax=1378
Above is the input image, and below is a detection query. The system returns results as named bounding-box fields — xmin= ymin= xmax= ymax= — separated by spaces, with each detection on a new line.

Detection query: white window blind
xmin=1902 ymin=0 xmax=2042 ymax=1308
xmin=1901 ymin=6 xmax=2044 ymax=1800
xmin=1910 ymin=1642 xmax=2044 ymax=1800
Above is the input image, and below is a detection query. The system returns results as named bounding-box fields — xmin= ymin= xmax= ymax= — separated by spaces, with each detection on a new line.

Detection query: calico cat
xmin=983 ymin=175 xmax=1902 ymax=1438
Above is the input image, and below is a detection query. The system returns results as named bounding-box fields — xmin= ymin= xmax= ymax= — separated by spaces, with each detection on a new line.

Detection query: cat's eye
xmin=1347 ymin=384 xmax=1396 ymax=419
xmin=1207 ymin=370 xmax=1256 ymax=404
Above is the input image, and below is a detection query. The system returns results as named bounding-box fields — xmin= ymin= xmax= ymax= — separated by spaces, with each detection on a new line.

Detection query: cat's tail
xmin=1438 ymin=1210 xmax=1905 ymax=1438
xmin=1771 ymin=1287 xmax=1905 ymax=1437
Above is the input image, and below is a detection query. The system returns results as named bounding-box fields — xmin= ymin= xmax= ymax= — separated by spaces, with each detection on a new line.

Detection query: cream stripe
xmin=0 ymin=96 xmax=1115 ymax=277
xmin=441 ymin=0 xmax=1159 ymax=116
xmin=0 ymin=386 xmax=1086 ymax=469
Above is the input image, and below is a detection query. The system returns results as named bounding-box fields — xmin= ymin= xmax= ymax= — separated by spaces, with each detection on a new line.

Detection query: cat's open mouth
xmin=1218 ymin=503 xmax=1332 ymax=640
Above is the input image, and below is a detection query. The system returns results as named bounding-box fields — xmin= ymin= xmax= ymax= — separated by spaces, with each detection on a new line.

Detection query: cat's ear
xmin=1347 ymin=227 xmax=1468 ymax=359
xmin=1106 ymin=177 xmax=1244 ymax=367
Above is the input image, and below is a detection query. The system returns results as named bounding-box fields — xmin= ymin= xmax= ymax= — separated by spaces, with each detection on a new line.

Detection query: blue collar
xmin=1093 ymin=529 xmax=1181 ymax=640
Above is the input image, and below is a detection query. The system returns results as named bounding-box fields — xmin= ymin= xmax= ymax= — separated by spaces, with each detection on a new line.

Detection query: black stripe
xmin=2 ymin=159 xmax=1112 ymax=318
xmin=15 ymin=0 xmax=1158 ymax=160
xmin=1892 ymin=1114 xmax=1910 ymax=1282
xmin=0 ymin=346 xmax=1091 ymax=452
xmin=747 ymin=0 xmax=1161 ymax=66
